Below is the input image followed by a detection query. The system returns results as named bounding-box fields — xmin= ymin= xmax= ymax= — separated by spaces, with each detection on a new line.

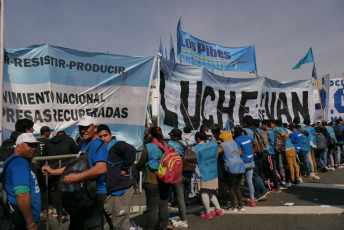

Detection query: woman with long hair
xmin=136 ymin=126 xmax=170 ymax=230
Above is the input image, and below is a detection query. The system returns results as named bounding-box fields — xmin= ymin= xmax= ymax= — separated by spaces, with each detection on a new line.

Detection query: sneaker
xmin=230 ymin=207 xmax=238 ymax=213
xmin=279 ymin=185 xmax=288 ymax=190
xmin=258 ymin=191 xmax=269 ymax=201
xmin=294 ymin=180 xmax=301 ymax=184
xmin=328 ymin=167 xmax=335 ymax=171
xmin=200 ymin=212 xmax=213 ymax=220
xmin=285 ymin=181 xmax=293 ymax=186
xmin=237 ymin=206 xmax=246 ymax=212
xmin=337 ymin=165 xmax=344 ymax=169
xmin=270 ymin=188 xmax=281 ymax=193
xmin=210 ymin=209 xmax=224 ymax=216
xmin=313 ymin=175 xmax=320 ymax=180
xmin=248 ymin=201 xmax=256 ymax=207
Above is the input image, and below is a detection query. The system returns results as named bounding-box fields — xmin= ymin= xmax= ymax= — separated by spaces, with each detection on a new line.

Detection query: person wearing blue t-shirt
xmin=1 ymin=133 xmax=41 ymax=230
xmin=233 ymin=126 xmax=259 ymax=207
xmin=42 ymin=116 xmax=108 ymax=230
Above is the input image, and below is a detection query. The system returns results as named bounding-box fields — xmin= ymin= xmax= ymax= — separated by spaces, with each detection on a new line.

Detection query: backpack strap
xmin=177 ymin=140 xmax=188 ymax=150
xmin=152 ymin=141 xmax=168 ymax=152
xmin=0 ymin=155 xmax=20 ymax=184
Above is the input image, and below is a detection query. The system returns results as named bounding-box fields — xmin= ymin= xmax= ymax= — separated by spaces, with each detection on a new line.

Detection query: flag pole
xmin=313 ymin=62 xmax=323 ymax=121
xmin=0 ymin=0 xmax=5 ymax=145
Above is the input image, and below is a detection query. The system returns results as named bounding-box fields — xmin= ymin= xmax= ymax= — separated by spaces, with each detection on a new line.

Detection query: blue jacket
xmin=195 ymin=141 xmax=218 ymax=182
xmin=221 ymin=140 xmax=245 ymax=174
xmin=290 ymin=130 xmax=303 ymax=153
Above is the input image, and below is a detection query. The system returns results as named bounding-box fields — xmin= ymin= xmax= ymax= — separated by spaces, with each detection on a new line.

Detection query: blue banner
xmin=3 ymin=44 xmax=155 ymax=148
xmin=177 ymin=19 xmax=257 ymax=71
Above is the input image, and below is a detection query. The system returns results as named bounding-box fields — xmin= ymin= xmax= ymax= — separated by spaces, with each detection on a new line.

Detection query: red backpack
xmin=152 ymin=141 xmax=183 ymax=184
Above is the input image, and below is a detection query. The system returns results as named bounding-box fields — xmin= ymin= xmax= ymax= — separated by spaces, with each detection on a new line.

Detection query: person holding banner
xmin=136 ymin=126 xmax=170 ymax=230
xmin=194 ymin=131 xmax=223 ymax=220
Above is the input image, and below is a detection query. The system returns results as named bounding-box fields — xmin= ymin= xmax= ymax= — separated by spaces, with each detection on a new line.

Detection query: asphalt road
xmin=39 ymin=167 xmax=344 ymax=230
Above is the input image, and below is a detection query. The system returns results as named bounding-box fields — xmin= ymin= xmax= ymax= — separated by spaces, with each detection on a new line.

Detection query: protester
xmin=182 ymin=126 xmax=196 ymax=146
xmin=218 ymin=130 xmax=246 ymax=213
xmin=233 ymin=126 xmax=259 ymax=207
xmin=194 ymin=131 xmax=223 ymax=220
xmin=297 ymin=125 xmax=312 ymax=178
xmin=136 ymin=126 xmax=171 ymax=230
xmin=302 ymin=119 xmax=320 ymax=178
xmin=45 ymin=130 xmax=78 ymax=223
xmin=1 ymin=133 xmax=40 ymax=230
xmin=265 ymin=120 xmax=281 ymax=192
xmin=98 ymin=124 xmax=136 ymax=230
xmin=0 ymin=118 xmax=34 ymax=161
xmin=42 ymin=116 xmax=108 ymax=230
xmin=167 ymin=128 xmax=190 ymax=228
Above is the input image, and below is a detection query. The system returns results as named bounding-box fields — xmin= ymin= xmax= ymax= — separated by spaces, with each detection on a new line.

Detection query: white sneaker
xmin=238 ymin=206 xmax=246 ymax=212
xmin=230 ymin=207 xmax=238 ymax=213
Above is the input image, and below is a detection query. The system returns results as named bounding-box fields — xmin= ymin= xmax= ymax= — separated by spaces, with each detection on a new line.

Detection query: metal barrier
xmin=1 ymin=150 xmax=144 ymax=230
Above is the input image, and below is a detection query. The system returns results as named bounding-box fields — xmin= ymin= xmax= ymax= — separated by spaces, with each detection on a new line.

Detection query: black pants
xmin=145 ymin=181 xmax=170 ymax=230
xmin=228 ymin=173 xmax=244 ymax=208
xmin=68 ymin=194 xmax=106 ymax=230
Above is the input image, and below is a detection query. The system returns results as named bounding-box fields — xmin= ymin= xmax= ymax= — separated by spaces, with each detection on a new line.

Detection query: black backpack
xmin=0 ymin=139 xmax=16 ymax=162
xmin=178 ymin=140 xmax=197 ymax=172
xmin=59 ymin=141 xmax=104 ymax=215
xmin=334 ymin=126 xmax=343 ymax=141
xmin=0 ymin=155 xmax=24 ymax=230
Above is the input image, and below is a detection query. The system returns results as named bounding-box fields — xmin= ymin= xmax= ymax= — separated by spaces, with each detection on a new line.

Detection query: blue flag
xmin=170 ymin=35 xmax=175 ymax=63
xmin=165 ymin=47 xmax=168 ymax=59
xmin=177 ymin=17 xmax=182 ymax=57
xmin=158 ymin=38 xmax=163 ymax=56
xmin=312 ymin=63 xmax=317 ymax=79
xmin=293 ymin=47 xmax=314 ymax=69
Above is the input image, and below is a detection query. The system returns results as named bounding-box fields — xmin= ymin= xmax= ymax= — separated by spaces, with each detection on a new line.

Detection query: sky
xmin=4 ymin=0 xmax=344 ymax=82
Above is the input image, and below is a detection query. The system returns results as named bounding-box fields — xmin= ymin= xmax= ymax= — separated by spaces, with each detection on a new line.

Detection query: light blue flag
xmin=170 ymin=35 xmax=175 ymax=63
xmin=165 ymin=47 xmax=168 ymax=59
xmin=225 ymin=115 xmax=231 ymax=132
xmin=158 ymin=38 xmax=163 ymax=56
xmin=293 ymin=47 xmax=314 ymax=69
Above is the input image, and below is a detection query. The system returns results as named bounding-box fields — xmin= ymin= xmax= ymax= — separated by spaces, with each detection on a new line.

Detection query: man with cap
xmin=42 ymin=115 xmax=108 ymax=230
xmin=167 ymin=128 xmax=191 ymax=228
xmin=0 ymin=133 xmax=40 ymax=230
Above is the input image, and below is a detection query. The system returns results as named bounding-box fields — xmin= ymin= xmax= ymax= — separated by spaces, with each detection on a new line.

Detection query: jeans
xmin=244 ymin=161 xmax=255 ymax=199
xmin=317 ymin=148 xmax=328 ymax=168
xmin=253 ymin=158 xmax=267 ymax=199
xmin=267 ymin=154 xmax=279 ymax=189
xmin=335 ymin=144 xmax=342 ymax=165
xmin=299 ymin=151 xmax=311 ymax=176
xmin=173 ymin=175 xmax=191 ymax=221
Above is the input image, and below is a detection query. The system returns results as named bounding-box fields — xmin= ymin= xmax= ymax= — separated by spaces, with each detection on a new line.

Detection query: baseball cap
xmin=40 ymin=126 xmax=52 ymax=133
xmin=16 ymin=133 xmax=39 ymax=146
xmin=78 ymin=116 xmax=96 ymax=126
xmin=168 ymin=128 xmax=182 ymax=137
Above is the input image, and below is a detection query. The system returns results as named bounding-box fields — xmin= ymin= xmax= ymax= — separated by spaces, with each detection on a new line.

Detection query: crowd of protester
xmin=1 ymin=115 xmax=344 ymax=230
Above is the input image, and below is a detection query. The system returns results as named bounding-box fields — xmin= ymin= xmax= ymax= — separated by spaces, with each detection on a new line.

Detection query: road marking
xmin=131 ymin=205 xmax=344 ymax=215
